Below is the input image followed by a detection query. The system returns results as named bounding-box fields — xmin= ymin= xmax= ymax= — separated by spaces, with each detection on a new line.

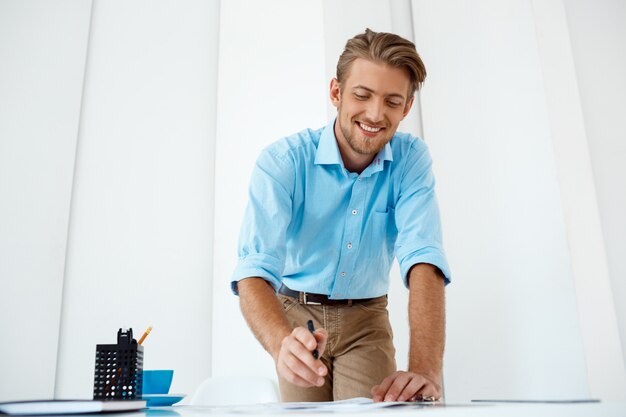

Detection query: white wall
xmin=531 ymin=0 xmax=625 ymax=400
xmin=412 ymin=0 xmax=591 ymax=402
xmin=55 ymin=0 xmax=219 ymax=399
xmin=2 ymin=0 xmax=625 ymax=404
xmin=562 ymin=0 xmax=626 ymax=375
xmin=0 ymin=0 xmax=92 ymax=401
xmin=211 ymin=0 xmax=328 ymax=379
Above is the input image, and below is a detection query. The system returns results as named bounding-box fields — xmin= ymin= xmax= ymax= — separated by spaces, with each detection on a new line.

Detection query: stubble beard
xmin=338 ymin=111 xmax=391 ymax=156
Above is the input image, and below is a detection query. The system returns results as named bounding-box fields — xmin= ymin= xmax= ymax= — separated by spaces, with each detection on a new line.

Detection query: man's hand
xmin=237 ymin=278 xmax=330 ymax=387
xmin=276 ymin=326 xmax=328 ymax=387
xmin=371 ymin=263 xmax=446 ymax=403
xmin=371 ymin=371 xmax=441 ymax=402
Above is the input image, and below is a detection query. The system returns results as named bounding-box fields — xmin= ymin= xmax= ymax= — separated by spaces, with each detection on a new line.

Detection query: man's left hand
xmin=371 ymin=370 xmax=441 ymax=402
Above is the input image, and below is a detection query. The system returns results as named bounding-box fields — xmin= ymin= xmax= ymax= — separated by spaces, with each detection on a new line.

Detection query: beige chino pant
xmin=277 ymin=294 xmax=396 ymax=401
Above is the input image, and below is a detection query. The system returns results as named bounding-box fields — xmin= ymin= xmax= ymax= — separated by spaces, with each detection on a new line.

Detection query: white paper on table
xmin=195 ymin=397 xmax=440 ymax=414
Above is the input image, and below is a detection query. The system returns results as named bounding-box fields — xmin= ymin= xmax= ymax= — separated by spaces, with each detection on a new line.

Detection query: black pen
xmin=307 ymin=320 xmax=319 ymax=359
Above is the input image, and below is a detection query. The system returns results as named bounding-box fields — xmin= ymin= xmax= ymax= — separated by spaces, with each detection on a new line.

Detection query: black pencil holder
xmin=93 ymin=328 xmax=144 ymax=400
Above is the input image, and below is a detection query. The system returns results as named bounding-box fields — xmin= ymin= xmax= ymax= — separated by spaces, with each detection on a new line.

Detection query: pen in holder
xmin=93 ymin=328 xmax=143 ymax=400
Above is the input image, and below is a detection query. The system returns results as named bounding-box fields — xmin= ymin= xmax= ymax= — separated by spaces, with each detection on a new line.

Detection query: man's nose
xmin=364 ymin=100 xmax=384 ymax=124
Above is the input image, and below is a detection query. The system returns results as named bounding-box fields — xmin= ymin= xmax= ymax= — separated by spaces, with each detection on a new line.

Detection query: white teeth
xmin=359 ymin=122 xmax=382 ymax=133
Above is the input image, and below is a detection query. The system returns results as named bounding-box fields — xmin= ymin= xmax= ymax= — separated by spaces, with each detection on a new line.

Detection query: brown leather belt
xmin=278 ymin=284 xmax=385 ymax=306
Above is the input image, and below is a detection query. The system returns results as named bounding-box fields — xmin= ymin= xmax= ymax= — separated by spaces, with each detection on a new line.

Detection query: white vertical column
xmin=211 ymin=0 xmax=327 ymax=379
xmin=531 ymin=0 xmax=626 ymax=401
xmin=0 ymin=0 xmax=91 ymax=401
xmin=56 ymin=0 xmax=219 ymax=399
xmin=412 ymin=0 xmax=589 ymax=402
xmin=562 ymin=0 xmax=626 ymax=375
xmin=389 ymin=0 xmax=425 ymax=139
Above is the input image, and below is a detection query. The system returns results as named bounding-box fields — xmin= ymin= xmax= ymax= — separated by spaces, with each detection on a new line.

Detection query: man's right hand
xmin=275 ymin=326 xmax=328 ymax=387
xmin=236 ymin=277 xmax=329 ymax=387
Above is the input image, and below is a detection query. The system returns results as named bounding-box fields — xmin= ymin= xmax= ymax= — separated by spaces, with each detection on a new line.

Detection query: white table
xmin=137 ymin=402 xmax=626 ymax=417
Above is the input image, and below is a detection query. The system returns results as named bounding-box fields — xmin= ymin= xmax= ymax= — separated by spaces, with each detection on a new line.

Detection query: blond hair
xmin=336 ymin=28 xmax=426 ymax=98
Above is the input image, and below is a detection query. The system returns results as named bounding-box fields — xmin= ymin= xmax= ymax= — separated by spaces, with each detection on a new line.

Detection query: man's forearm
xmin=237 ymin=277 xmax=293 ymax=361
xmin=407 ymin=263 xmax=446 ymax=382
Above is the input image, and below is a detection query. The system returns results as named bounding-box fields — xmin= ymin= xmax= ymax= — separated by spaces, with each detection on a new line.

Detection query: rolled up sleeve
xmin=231 ymin=148 xmax=294 ymax=295
xmin=394 ymin=142 xmax=451 ymax=287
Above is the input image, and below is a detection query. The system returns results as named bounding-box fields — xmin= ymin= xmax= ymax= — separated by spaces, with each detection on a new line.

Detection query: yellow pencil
xmin=138 ymin=326 xmax=153 ymax=345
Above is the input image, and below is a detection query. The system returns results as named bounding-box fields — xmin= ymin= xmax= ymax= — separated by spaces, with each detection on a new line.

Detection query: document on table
xmin=200 ymin=397 xmax=442 ymax=413
xmin=270 ymin=397 xmax=402 ymax=411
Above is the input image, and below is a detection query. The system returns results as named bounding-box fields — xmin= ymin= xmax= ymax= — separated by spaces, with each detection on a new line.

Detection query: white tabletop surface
xmin=134 ymin=402 xmax=626 ymax=417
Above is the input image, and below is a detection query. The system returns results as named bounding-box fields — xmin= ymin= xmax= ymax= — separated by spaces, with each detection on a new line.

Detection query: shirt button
xmin=351 ymin=209 xmax=357 ymax=215
xmin=340 ymin=272 xmax=346 ymax=277
xmin=358 ymin=177 xmax=362 ymax=181
xmin=347 ymin=243 xmax=353 ymax=249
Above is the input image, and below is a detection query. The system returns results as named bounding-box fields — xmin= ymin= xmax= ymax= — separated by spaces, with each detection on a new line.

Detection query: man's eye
xmin=355 ymin=94 xmax=368 ymax=100
xmin=388 ymin=101 xmax=401 ymax=107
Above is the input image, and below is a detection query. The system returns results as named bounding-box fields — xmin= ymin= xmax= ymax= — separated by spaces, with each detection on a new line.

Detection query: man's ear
xmin=330 ymin=78 xmax=341 ymax=108
xmin=402 ymin=95 xmax=415 ymax=119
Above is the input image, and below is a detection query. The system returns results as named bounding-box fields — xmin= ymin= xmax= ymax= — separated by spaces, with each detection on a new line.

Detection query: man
xmin=231 ymin=28 xmax=451 ymax=402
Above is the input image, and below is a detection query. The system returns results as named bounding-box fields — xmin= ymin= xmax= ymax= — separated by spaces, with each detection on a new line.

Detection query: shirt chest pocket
xmin=366 ymin=208 xmax=397 ymax=258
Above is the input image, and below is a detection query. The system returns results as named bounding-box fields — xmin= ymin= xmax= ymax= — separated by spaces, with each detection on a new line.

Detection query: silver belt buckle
xmin=302 ymin=292 xmax=322 ymax=305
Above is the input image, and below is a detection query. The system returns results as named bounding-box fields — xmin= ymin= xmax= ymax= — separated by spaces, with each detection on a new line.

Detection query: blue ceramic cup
xmin=142 ymin=370 xmax=173 ymax=394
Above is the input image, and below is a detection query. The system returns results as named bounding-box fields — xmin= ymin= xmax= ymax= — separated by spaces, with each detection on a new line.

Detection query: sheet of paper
xmin=188 ymin=397 xmax=442 ymax=414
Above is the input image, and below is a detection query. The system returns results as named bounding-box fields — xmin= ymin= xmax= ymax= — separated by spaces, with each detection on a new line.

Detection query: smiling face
xmin=330 ymin=58 xmax=414 ymax=170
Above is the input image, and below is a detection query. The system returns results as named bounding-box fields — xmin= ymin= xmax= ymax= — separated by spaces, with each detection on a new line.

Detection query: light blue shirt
xmin=232 ymin=119 xmax=450 ymax=299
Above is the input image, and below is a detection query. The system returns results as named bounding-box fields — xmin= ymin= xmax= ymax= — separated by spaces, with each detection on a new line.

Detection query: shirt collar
xmin=314 ymin=119 xmax=343 ymax=166
xmin=314 ymin=118 xmax=394 ymax=171
xmin=362 ymin=140 xmax=393 ymax=176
